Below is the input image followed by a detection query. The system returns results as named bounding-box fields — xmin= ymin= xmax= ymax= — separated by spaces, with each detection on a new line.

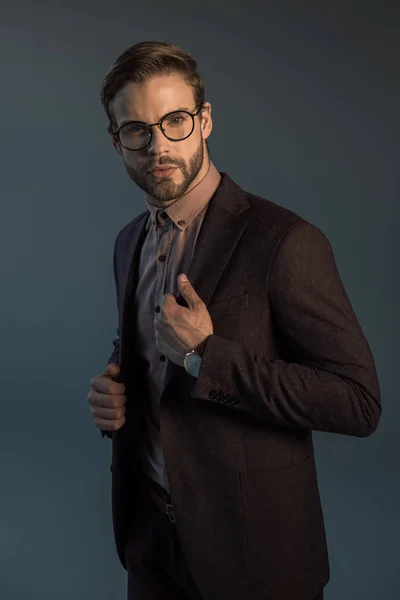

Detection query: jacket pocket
xmin=241 ymin=424 xmax=311 ymax=472
xmin=239 ymin=456 xmax=328 ymax=589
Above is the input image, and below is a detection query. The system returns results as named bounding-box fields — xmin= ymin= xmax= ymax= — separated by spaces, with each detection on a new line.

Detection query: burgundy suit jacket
xmin=105 ymin=173 xmax=381 ymax=600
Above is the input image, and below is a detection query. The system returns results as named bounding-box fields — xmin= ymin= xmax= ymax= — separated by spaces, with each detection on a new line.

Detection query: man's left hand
xmin=155 ymin=274 xmax=214 ymax=367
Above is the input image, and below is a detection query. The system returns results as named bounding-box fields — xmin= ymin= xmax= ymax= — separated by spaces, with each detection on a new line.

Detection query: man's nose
xmin=146 ymin=125 xmax=170 ymax=155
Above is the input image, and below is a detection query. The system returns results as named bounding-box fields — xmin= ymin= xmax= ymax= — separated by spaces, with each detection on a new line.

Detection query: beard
xmin=124 ymin=140 xmax=204 ymax=204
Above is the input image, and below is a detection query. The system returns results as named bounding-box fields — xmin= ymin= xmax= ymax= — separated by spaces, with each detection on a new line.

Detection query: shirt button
xmin=158 ymin=255 xmax=166 ymax=262
xmin=177 ymin=220 xmax=185 ymax=227
xmin=159 ymin=355 xmax=166 ymax=361
xmin=155 ymin=306 xmax=160 ymax=313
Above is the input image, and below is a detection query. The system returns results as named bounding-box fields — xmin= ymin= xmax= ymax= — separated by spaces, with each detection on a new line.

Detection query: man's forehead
xmin=112 ymin=76 xmax=195 ymax=123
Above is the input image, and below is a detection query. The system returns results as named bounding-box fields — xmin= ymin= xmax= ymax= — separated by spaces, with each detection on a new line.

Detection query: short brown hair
xmin=100 ymin=41 xmax=205 ymax=126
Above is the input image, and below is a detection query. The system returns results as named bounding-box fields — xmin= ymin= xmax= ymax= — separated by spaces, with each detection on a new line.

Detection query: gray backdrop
xmin=1 ymin=1 xmax=398 ymax=599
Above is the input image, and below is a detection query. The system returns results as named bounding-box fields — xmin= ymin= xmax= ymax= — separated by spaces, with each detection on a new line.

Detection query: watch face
xmin=185 ymin=352 xmax=201 ymax=376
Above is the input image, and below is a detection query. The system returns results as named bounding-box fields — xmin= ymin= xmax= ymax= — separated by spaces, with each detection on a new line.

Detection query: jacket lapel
xmin=165 ymin=173 xmax=250 ymax=383
xmin=119 ymin=211 xmax=149 ymax=379
xmin=175 ymin=173 xmax=250 ymax=309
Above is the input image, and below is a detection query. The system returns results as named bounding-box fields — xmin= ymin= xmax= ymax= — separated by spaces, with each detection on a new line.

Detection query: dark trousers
xmin=124 ymin=477 xmax=324 ymax=600
xmin=125 ymin=477 xmax=203 ymax=600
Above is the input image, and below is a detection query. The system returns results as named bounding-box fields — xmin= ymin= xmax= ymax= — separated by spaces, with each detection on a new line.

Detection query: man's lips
xmin=148 ymin=166 xmax=178 ymax=178
xmin=149 ymin=165 xmax=177 ymax=171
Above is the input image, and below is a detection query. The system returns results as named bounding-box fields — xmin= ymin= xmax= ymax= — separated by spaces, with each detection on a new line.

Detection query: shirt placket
xmin=154 ymin=212 xmax=174 ymax=385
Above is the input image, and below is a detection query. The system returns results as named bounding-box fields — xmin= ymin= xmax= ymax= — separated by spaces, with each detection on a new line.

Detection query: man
xmin=87 ymin=41 xmax=381 ymax=600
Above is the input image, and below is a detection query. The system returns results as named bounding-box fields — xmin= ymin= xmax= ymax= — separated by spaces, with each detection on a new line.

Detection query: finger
xmin=177 ymin=274 xmax=203 ymax=309
xmin=93 ymin=416 xmax=126 ymax=431
xmin=88 ymin=391 xmax=127 ymax=409
xmin=91 ymin=375 xmax=125 ymax=395
xmin=105 ymin=362 xmax=120 ymax=378
xmin=160 ymin=293 xmax=177 ymax=311
xmin=91 ymin=405 xmax=126 ymax=421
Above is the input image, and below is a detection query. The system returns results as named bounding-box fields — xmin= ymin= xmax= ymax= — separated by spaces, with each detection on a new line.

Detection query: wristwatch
xmin=184 ymin=349 xmax=202 ymax=378
xmin=184 ymin=335 xmax=211 ymax=377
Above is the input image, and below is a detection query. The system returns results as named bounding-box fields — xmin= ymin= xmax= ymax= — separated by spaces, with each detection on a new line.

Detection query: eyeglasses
xmin=111 ymin=105 xmax=204 ymax=151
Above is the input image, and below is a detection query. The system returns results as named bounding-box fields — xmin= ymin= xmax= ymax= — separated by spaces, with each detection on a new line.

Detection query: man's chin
xmin=146 ymin=183 xmax=179 ymax=203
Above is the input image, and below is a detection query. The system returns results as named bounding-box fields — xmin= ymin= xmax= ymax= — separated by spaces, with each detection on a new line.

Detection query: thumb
xmin=104 ymin=362 xmax=120 ymax=379
xmin=177 ymin=274 xmax=201 ymax=309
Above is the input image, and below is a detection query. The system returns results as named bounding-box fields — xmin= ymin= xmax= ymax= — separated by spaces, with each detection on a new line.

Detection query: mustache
xmin=147 ymin=158 xmax=183 ymax=170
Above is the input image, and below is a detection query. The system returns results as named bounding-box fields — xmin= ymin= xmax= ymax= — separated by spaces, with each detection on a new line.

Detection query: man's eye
xmin=165 ymin=113 xmax=188 ymax=127
xmin=124 ymin=124 xmax=146 ymax=135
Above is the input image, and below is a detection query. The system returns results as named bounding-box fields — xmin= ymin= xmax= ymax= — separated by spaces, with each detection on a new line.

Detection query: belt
xmin=145 ymin=479 xmax=177 ymax=524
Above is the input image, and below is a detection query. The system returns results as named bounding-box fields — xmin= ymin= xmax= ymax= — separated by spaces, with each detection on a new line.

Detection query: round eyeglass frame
xmin=111 ymin=104 xmax=204 ymax=151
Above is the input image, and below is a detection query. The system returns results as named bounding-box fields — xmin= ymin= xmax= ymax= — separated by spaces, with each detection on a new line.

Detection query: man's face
xmin=108 ymin=74 xmax=212 ymax=205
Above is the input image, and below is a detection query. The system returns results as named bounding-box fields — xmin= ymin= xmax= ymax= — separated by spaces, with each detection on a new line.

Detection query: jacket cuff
xmin=194 ymin=334 xmax=212 ymax=357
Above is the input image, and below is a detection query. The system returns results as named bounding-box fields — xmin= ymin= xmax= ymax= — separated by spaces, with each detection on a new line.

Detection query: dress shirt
xmin=133 ymin=161 xmax=221 ymax=493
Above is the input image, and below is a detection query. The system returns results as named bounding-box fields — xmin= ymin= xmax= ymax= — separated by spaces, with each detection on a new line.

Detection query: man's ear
xmin=200 ymin=102 xmax=212 ymax=140
xmin=106 ymin=123 xmax=122 ymax=154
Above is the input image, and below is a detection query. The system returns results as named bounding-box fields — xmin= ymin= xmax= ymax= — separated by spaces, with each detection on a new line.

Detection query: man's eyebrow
xmin=118 ymin=107 xmax=193 ymax=127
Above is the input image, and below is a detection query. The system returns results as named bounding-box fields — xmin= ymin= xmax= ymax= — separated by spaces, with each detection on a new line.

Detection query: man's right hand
xmin=88 ymin=362 xmax=127 ymax=431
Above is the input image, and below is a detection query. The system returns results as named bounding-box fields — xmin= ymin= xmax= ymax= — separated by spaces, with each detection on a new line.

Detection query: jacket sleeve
xmin=191 ymin=220 xmax=381 ymax=436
